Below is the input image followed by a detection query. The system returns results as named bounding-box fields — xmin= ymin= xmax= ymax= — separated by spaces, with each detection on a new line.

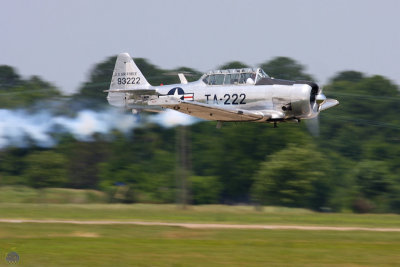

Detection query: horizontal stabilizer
xmin=104 ymin=88 xmax=158 ymax=95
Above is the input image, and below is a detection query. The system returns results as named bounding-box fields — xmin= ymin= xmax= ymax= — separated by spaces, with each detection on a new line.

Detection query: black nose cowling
xmin=300 ymin=81 xmax=319 ymax=104
xmin=301 ymin=81 xmax=326 ymax=111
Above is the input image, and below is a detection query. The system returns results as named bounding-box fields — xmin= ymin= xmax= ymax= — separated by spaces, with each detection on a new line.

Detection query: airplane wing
xmin=148 ymin=97 xmax=280 ymax=122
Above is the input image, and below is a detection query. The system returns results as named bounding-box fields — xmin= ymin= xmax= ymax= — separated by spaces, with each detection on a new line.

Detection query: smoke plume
xmin=0 ymin=108 xmax=199 ymax=149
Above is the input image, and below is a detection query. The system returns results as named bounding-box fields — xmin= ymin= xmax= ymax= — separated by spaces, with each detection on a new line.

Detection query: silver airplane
xmin=106 ymin=53 xmax=339 ymax=128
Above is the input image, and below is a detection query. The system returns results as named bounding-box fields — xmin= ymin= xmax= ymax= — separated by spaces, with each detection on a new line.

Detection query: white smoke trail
xmin=0 ymin=108 xmax=200 ymax=149
xmin=52 ymin=110 xmax=137 ymax=141
xmin=149 ymin=109 xmax=200 ymax=128
xmin=0 ymin=110 xmax=55 ymax=148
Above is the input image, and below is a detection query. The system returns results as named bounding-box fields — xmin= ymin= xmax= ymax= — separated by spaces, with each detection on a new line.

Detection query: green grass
xmin=0 ymin=223 xmax=399 ymax=266
xmin=0 ymin=186 xmax=107 ymax=204
xmin=0 ymin=204 xmax=399 ymax=266
xmin=0 ymin=203 xmax=399 ymax=228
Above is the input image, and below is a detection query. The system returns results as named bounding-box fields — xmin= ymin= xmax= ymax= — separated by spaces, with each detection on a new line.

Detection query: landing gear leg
xmin=216 ymin=121 xmax=223 ymax=129
xmin=274 ymin=122 xmax=278 ymax=128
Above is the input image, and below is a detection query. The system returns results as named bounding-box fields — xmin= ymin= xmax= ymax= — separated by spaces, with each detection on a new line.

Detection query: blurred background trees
xmin=0 ymin=55 xmax=399 ymax=213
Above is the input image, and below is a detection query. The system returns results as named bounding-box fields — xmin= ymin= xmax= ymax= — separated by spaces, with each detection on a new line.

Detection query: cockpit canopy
xmin=201 ymin=68 xmax=269 ymax=86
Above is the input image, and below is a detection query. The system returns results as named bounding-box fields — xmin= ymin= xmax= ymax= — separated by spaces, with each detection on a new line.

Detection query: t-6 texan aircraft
xmin=106 ymin=53 xmax=339 ymax=128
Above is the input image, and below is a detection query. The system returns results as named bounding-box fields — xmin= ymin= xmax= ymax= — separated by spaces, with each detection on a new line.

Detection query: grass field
xmin=0 ymin=186 xmax=107 ymax=204
xmin=1 ymin=223 xmax=399 ymax=266
xmin=0 ymin=204 xmax=399 ymax=266
xmin=0 ymin=203 xmax=399 ymax=227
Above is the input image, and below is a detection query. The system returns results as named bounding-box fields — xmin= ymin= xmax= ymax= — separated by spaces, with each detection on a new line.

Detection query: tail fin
xmin=109 ymin=53 xmax=150 ymax=90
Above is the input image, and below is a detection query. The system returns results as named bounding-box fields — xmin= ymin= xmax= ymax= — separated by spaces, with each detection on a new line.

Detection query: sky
xmin=1 ymin=0 xmax=399 ymax=95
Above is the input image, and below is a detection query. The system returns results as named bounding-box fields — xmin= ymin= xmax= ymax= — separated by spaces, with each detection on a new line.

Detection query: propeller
xmin=305 ymin=86 xmax=326 ymax=137
xmin=305 ymin=116 xmax=320 ymax=137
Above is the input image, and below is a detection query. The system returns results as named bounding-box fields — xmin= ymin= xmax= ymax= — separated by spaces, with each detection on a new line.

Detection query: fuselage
xmin=153 ymin=77 xmax=319 ymax=121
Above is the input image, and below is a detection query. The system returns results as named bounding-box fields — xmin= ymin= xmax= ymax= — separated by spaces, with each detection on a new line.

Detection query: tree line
xmin=0 ymin=56 xmax=399 ymax=213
